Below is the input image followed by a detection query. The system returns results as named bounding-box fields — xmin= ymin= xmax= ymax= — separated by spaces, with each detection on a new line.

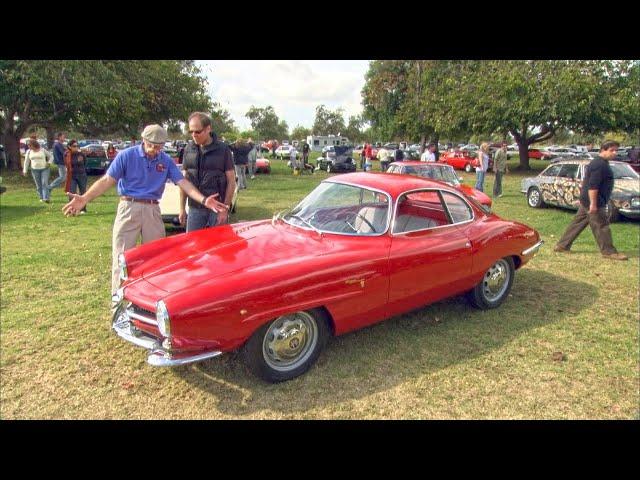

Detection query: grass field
xmin=1 ymin=156 xmax=638 ymax=419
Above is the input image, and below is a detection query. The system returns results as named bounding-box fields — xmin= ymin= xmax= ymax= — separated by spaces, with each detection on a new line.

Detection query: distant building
xmin=306 ymin=135 xmax=350 ymax=152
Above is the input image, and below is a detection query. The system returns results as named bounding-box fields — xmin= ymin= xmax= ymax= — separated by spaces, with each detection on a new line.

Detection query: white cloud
xmin=197 ymin=60 xmax=369 ymax=131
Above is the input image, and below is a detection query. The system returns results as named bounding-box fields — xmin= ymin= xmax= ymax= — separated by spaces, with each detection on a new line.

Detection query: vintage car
xmin=386 ymin=161 xmax=492 ymax=208
xmin=275 ymin=145 xmax=293 ymax=159
xmin=527 ymin=148 xmax=554 ymax=160
xmin=438 ymin=150 xmax=480 ymax=172
xmin=80 ymin=144 xmax=109 ymax=174
xmin=316 ymin=145 xmax=356 ymax=173
xmin=113 ymin=173 xmax=543 ymax=382
xmin=521 ymin=159 xmax=640 ymax=222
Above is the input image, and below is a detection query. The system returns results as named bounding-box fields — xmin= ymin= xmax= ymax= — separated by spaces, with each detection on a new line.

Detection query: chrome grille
xmin=127 ymin=303 xmax=157 ymax=326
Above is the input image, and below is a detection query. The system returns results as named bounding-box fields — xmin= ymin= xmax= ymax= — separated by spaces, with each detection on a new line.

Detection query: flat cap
xmin=141 ymin=124 xmax=168 ymax=144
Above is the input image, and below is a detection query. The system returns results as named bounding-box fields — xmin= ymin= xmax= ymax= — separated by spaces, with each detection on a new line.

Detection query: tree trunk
xmin=433 ymin=134 xmax=440 ymax=161
xmin=1 ymin=128 xmax=23 ymax=171
xmin=419 ymin=134 xmax=427 ymax=154
xmin=517 ymin=140 xmax=530 ymax=170
xmin=45 ymin=126 xmax=56 ymax=150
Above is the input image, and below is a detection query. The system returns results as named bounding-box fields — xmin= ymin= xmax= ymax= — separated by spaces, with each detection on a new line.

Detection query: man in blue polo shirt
xmin=62 ymin=124 xmax=228 ymax=295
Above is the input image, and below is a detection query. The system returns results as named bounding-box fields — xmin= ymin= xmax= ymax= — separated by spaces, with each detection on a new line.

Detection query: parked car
xmin=275 ymin=145 xmax=293 ymax=159
xmin=112 ymin=172 xmax=543 ymax=382
xmin=438 ymin=150 xmax=480 ymax=173
xmin=386 ymin=161 xmax=492 ymax=208
xmin=261 ymin=140 xmax=279 ymax=153
xmin=316 ymin=145 xmax=356 ymax=173
xmin=528 ymin=148 xmax=555 ymax=160
xmin=80 ymin=144 xmax=109 ymax=174
xmin=545 ymin=147 xmax=577 ymax=157
xmin=521 ymin=159 xmax=640 ymax=222
xmin=78 ymin=139 xmax=102 ymax=148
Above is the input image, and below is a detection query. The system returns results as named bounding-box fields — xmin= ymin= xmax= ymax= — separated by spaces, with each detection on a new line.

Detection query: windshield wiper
xmin=283 ymin=212 xmax=323 ymax=236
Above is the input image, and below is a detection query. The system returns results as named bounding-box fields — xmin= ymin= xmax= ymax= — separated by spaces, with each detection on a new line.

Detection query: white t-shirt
xmin=421 ymin=151 xmax=435 ymax=162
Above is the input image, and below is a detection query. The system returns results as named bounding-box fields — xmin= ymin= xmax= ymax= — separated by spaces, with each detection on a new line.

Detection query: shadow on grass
xmin=0 ymin=204 xmax=43 ymax=223
xmin=175 ymin=268 xmax=597 ymax=415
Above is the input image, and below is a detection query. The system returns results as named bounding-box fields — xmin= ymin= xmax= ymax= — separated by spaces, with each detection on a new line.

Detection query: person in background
xmin=106 ymin=143 xmax=117 ymax=163
xmin=360 ymin=144 xmax=367 ymax=170
xmin=23 ymin=138 xmax=53 ymax=203
xmin=247 ymin=138 xmax=257 ymax=180
xmin=364 ymin=143 xmax=373 ymax=171
xmin=421 ymin=143 xmax=436 ymax=162
xmin=492 ymin=141 xmax=509 ymax=198
xmin=301 ymin=140 xmax=310 ymax=169
xmin=475 ymin=142 xmax=490 ymax=192
xmin=554 ymin=140 xmax=628 ymax=261
xmin=47 ymin=132 xmax=67 ymax=192
xmin=377 ymin=146 xmax=390 ymax=171
xmin=64 ymin=140 xmax=88 ymax=214
xmin=229 ymin=138 xmax=253 ymax=189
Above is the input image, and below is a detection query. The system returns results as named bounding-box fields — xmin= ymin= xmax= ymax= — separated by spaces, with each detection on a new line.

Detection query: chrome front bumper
xmin=522 ymin=240 xmax=544 ymax=256
xmin=112 ymin=303 xmax=222 ymax=367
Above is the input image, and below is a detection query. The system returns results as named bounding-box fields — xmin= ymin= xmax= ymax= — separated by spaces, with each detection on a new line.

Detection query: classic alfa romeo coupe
xmin=113 ymin=173 xmax=543 ymax=382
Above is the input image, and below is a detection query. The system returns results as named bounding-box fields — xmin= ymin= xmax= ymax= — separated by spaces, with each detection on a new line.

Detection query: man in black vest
xmin=554 ymin=140 xmax=627 ymax=260
xmin=180 ymin=112 xmax=236 ymax=232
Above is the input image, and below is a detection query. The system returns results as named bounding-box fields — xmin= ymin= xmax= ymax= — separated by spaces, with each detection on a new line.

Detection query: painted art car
xmin=113 ymin=173 xmax=543 ymax=382
xmin=521 ymin=159 xmax=640 ymax=222
xmin=386 ymin=161 xmax=492 ymax=208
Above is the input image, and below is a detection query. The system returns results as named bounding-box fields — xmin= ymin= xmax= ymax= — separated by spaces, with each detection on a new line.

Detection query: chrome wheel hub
xmin=263 ymin=313 xmax=318 ymax=371
xmin=529 ymin=190 xmax=539 ymax=206
xmin=483 ymin=259 xmax=510 ymax=302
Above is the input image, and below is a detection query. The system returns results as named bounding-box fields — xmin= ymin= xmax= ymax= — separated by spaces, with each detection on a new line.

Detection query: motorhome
xmin=306 ymin=135 xmax=350 ymax=152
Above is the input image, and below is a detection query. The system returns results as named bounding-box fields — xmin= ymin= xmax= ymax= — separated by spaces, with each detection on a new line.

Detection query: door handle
xmin=345 ymin=279 xmax=365 ymax=288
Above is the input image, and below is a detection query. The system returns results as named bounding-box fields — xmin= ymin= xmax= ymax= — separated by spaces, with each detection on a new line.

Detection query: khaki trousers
xmin=112 ymin=200 xmax=165 ymax=294
xmin=556 ymin=204 xmax=617 ymax=255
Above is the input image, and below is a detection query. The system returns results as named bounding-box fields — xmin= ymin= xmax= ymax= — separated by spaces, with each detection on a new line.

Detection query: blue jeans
xmin=475 ymin=170 xmax=485 ymax=192
xmin=31 ymin=168 xmax=50 ymax=200
xmin=69 ymin=175 xmax=88 ymax=212
xmin=48 ymin=164 xmax=67 ymax=190
xmin=187 ymin=206 xmax=218 ymax=233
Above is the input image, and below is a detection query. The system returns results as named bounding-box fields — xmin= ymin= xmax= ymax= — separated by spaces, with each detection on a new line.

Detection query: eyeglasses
xmin=189 ymin=129 xmax=205 ymax=135
xmin=144 ymin=141 xmax=164 ymax=150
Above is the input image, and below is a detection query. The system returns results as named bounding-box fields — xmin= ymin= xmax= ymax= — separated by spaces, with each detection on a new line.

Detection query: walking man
xmin=492 ymin=141 xmax=508 ymax=198
xmin=62 ymin=124 xmax=228 ymax=296
xmin=47 ymin=132 xmax=67 ymax=192
xmin=554 ymin=140 xmax=628 ymax=260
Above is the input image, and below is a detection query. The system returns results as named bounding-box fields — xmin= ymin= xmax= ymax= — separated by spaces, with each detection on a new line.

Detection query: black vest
xmin=182 ymin=135 xmax=232 ymax=209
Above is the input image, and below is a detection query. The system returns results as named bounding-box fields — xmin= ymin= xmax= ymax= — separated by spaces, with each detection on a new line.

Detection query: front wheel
xmin=242 ymin=309 xmax=329 ymax=383
xmin=327 ymin=163 xmax=333 ymax=173
xmin=467 ymin=257 xmax=515 ymax=309
xmin=464 ymin=163 xmax=472 ymax=173
xmin=527 ymin=187 xmax=545 ymax=208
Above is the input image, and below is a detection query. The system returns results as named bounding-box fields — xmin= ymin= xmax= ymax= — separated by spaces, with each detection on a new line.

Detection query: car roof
xmin=326 ymin=172 xmax=459 ymax=198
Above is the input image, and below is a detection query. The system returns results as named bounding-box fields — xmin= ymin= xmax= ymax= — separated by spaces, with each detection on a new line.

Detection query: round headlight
xmin=156 ymin=300 xmax=171 ymax=338
xmin=631 ymin=197 xmax=640 ymax=207
xmin=118 ymin=253 xmax=128 ymax=281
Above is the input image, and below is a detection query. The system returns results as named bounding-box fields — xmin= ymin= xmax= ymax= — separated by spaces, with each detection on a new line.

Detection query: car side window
xmin=441 ymin=191 xmax=473 ymax=224
xmin=393 ymin=190 xmax=450 ymax=233
xmin=558 ymin=164 xmax=579 ymax=179
xmin=541 ymin=164 xmax=562 ymax=178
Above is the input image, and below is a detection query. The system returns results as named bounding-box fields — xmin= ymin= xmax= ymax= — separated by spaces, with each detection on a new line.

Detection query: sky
xmin=196 ymin=60 xmax=371 ymax=132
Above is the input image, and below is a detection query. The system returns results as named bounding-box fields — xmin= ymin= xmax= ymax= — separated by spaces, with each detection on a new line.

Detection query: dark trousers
xmin=69 ymin=175 xmax=88 ymax=212
xmin=556 ymin=204 xmax=617 ymax=254
xmin=493 ymin=171 xmax=504 ymax=197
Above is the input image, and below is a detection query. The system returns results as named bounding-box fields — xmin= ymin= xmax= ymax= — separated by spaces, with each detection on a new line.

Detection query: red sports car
xmin=438 ymin=150 xmax=480 ymax=172
xmin=113 ymin=173 xmax=543 ymax=382
xmin=527 ymin=148 xmax=554 ymax=160
xmin=386 ymin=161 xmax=492 ymax=208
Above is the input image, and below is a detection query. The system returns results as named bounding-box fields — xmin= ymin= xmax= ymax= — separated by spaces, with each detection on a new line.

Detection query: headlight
xmin=631 ymin=197 xmax=640 ymax=207
xmin=156 ymin=300 xmax=171 ymax=338
xmin=118 ymin=253 xmax=128 ymax=281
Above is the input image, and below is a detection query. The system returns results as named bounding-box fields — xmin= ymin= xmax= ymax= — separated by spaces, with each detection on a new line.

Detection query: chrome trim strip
xmin=619 ymin=208 xmax=640 ymax=215
xmin=128 ymin=310 xmax=157 ymax=326
xmin=147 ymin=349 xmax=223 ymax=367
xmin=522 ymin=240 xmax=544 ymax=256
xmin=113 ymin=321 xmax=160 ymax=350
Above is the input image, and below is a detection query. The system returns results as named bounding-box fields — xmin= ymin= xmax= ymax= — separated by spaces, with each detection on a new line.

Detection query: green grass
xmin=1 ymin=158 xmax=638 ymax=419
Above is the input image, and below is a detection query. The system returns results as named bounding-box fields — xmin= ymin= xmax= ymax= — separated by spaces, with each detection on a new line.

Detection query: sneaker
xmin=498 ymin=194 xmax=503 ymax=198
xmin=602 ymin=252 xmax=628 ymax=261
xmin=80 ymin=211 xmax=86 ymax=215
xmin=44 ymin=199 xmax=51 ymax=203
xmin=251 ymin=175 xmax=256 ymax=179
xmin=553 ymin=245 xmax=571 ymax=253
xmin=39 ymin=199 xmax=44 ymax=202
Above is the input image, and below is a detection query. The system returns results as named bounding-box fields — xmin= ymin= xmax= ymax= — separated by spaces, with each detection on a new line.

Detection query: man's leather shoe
xmin=602 ymin=252 xmax=628 ymax=261
xmin=554 ymin=245 xmax=571 ymax=253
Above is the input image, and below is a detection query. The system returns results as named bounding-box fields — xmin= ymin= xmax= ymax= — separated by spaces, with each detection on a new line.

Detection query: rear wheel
xmin=605 ymin=201 xmax=620 ymax=223
xmin=527 ymin=187 xmax=545 ymax=208
xmin=464 ymin=163 xmax=472 ymax=173
xmin=242 ymin=309 xmax=329 ymax=383
xmin=467 ymin=257 xmax=515 ymax=309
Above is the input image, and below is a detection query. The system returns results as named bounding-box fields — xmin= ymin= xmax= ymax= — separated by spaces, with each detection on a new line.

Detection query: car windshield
xmin=610 ymin=162 xmax=639 ymax=179
xmin=282 ymin=182 xmax=390 ymax=235
xmin=404 ymin=165 xmax=460 ymax=185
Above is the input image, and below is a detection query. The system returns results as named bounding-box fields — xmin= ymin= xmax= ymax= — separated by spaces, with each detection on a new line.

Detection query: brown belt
xmin=120 ymin=196 xmax=159 ymax=204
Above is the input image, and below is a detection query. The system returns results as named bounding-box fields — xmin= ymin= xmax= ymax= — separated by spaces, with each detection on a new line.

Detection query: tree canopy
xmin=245 ymin=106 xmax=289 ymax=140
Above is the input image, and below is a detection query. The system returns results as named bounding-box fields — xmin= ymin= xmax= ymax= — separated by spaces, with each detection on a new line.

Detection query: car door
xmin=387 ymin=189 xmax=473 ymax=318
xmin=554 ymin=163 xmax=581 ymax=209
xmin=537 ymin=163 xmax=563 ymax=205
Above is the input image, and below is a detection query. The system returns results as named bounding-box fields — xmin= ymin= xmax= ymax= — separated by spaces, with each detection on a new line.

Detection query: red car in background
xmin=261 ymin=140 xmax=279 ymax=153
xmin=527 ymin=148 xmax=554 ymax=160
xmin=386 ymin=161 xmax=492 ymax=208
xmin=439 ymin=150 xmax=480 ymax=173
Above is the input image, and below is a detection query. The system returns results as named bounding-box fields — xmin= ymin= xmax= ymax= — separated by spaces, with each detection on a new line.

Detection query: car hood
xmin=614 ymin=178 xmax=640 ymax=195
xmin=139 ymin=220 xmax=333 ymax=294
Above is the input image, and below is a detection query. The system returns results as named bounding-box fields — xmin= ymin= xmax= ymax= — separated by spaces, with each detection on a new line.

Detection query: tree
xmin=312 ymin=105 xmax=346 ymax=136
xmin=290 ymin=125 xmax=311 ymax=142
xmin=0 ymin=60 xmax=212 ymax=170
xmin=245 ymin=106 xmax=288 ymax=140
xmin=209 ymin=103 xmax=236 ymax=136
xmin=344 ymin=115 xmax=365 ymax=144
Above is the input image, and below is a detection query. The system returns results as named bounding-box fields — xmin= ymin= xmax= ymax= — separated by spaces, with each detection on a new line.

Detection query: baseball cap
xmin=141 ymin=124 xmax=168 ymax=144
